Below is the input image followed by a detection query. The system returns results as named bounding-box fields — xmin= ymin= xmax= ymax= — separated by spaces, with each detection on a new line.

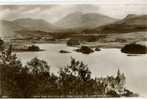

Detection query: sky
xmin=0 ymin=1 xmax=147 ymax=23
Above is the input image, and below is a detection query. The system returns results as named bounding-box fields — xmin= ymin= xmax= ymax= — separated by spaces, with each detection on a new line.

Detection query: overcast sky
xmin=0 ymin=2 xmax=147 ymax=23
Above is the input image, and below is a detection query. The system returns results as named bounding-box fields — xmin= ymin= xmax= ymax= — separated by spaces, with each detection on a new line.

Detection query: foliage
xmin=27 ymin=57 xmax=50 ymax=74
xmin=0 ymin=46 xmax=51 ymax=97
xmin=57 ymin=58 xmax=112 ymax=96
xmin=0 ymin=44 xmax=22 ymax=67
xmin=59 ymin=57 xmax=91 ymax=81
xmin=106 ymin=90 xmax=120 ymax=97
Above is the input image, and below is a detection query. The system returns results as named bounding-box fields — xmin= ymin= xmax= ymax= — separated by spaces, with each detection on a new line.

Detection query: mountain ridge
xmin=55 ymin=12 xmax=117 ymax=30
xmin=13 ymin=18 xmax=59 ymax=32
xmin=86 ymin=14 xmax=147 ymax=33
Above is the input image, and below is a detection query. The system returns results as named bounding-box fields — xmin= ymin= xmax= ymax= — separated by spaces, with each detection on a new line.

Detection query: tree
xmin=0 ymin=47 xmax=54 ymax=97
xmin=58 ymin=57 xmax=91 ymax=95
xmin=27 ymin=57 xmax=50 ymax=74
xmin=0 ymin=45 xmax=24 ymax=97
xmin=59 ymin=57 xmax=91 ymax=81
xmin=0 ymin=44 xmax=22 ymax=67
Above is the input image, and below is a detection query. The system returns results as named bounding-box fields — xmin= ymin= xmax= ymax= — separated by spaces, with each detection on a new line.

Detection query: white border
xmin=0 ymin=0 xmax=147 ymax=4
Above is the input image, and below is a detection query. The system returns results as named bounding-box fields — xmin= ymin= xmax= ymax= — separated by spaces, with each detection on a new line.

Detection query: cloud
xmin=99 ymin=4 xmax=147 ymax=19
xmin=0 ymin=5 xmax=56 ymax=12
xmin=0 ymin=4 xmax=146 ymax=23
xmin=0 ymin=4 xmax=100 ymax=22
xmin=0 ymin=5 xmax=57 ymax=21
xmin=71 ymin=4 xmax=99 ymax=13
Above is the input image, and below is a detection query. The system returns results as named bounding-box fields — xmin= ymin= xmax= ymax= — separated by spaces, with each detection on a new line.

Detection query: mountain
xmin=0 ymin=18 xmax=61 ymax=40
xmin=0 ymin=20 xmax=25 ymax=39
xmin=0 ymin=19 xmax=56 ymax=40
xmin=55 ymin=12 xmax=117 ymax=31
xmin=93 ymin=14 xmax=147 ymax=33
xmin=119 ymin=14 xmax=147 ymax=26
xmin=13 ymin=18 xmax=58 ymax=32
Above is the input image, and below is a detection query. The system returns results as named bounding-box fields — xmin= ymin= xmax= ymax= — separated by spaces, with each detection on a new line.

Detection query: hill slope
xmin=94 ymin=14 xmax=147 ymax=33
xmin=55 ymin=12 xmax=117 ymax=31
xmin=0 ymin=19 xmax=55 ymax=40
xmin=13 ymin=18 xmax=58 ymax=32
xmin=0 ymin=20 xmax=25 ymax=39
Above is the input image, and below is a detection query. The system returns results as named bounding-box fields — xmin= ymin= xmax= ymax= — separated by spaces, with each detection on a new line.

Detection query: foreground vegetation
xmin=0 ymin=46 xmax=137 ymax=97
xmin=0 ymin=45 xmax=139 ymax=98
xmin=0 ymin=38 xmax=140 ymax=97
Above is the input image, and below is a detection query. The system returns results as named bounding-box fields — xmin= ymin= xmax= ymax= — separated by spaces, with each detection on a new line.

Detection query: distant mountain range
xmin=0 ymin=12 xmax=117 ymax=39
xmin=0 ymin=13 xmax=147 ymax=40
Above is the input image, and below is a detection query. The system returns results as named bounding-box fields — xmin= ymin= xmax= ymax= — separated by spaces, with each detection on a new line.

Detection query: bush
xmin=59 ymin=57 xmax=91 ymax=81
xmin=106 ymin=90 xmax=120 ymax=97
xmin=27 ymin=57 xmax=50 ymax=74
xmin=123 ymin=89 xmax=139 ymax=97
xmin=58 ymin=58 xmax=93 ymax=95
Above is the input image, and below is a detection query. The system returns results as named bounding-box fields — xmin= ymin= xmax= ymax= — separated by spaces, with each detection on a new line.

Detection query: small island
xmin=67 ymin=39 xmax=80 ymax=46
xmin=121 ymin=43 xmax=147 ymax=54
xmin=59 ymin=50 xmax=71 ymax=53
xmin=75 ymin=46 xmax=94 ymax=54
xmin=95 ymin=47 xmax=101 ymax=51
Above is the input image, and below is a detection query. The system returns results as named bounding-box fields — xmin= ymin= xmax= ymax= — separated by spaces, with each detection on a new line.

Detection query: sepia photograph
xmin=0 ymin=1 xmax=147 ymax=98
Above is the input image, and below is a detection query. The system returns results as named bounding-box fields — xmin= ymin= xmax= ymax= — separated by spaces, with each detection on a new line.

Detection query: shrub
xmin=106 ymin=90 xmax=120 ymax=97
xmin=27 ymin=57 xmax=50 ymax=74
xmin=59 ymin=57 xmax=91 ymax=81
xmin=58 ymin=58 xmax=92 ymax=95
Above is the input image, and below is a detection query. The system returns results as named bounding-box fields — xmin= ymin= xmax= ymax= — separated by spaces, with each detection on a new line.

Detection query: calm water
xmin=16 ymin=43 xmax=147 ymax=97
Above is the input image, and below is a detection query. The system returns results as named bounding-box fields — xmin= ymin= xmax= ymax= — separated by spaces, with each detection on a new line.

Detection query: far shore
xmin=1 ymin=40 xmax=125 ymax=52
xmin=3 ymin=34 xmax=140 ymax=52
xmin=32 ymin=40 xmax=126 ymax=48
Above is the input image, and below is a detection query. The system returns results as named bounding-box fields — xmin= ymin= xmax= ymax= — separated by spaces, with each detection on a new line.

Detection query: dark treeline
xmin=0 ymin=45 xmax=138 ymax=98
